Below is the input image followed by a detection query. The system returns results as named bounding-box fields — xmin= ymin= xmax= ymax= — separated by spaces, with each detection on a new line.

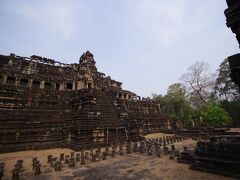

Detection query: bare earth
xmin=0 ymin=133 xmax=235 ymax=180
xmin=227 ymin=128 xmax=240 ymax=133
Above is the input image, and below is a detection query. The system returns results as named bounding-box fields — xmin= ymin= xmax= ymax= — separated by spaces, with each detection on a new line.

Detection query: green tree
xmin=152 ymin=83 xmax=193 ymax=127
xmin=220 ymin=100 xmax=240 ymax=126
xmin=214 ymin=58 xmax=240 ymax=126
xmin=214 ymin=58 xmax=239 ymax=101
xmin=199 ymin=102 xmax=231 ymax=126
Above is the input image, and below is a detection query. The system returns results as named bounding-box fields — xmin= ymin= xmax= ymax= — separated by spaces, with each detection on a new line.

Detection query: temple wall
xmin=0 ymin=53 xmax=175 ymax=152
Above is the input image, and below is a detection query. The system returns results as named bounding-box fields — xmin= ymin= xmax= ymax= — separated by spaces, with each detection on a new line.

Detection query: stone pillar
xmin=116 ymin=128 xmax=118 ymax=144
xmin=67 ymin=133 xmax=71 ymax=144
xmin=191 ymin=119 xmax=195 ymax=127
xmin=157 ymin=103 xmax=161 ymax=113
xmin=104 ymin=128 xmax=109 ymax=144
xmin=59 ymin=83 xmax=65 ymax=90
xmin=125 ymin=128 xmax=128 ymax=141
xmin=167 ymin=120 xmax=171 ymax=130
xmin=29 ymin=79 xmax=33 ymax=88
xmin=107 ymin=128 xmax=109 ymax=144
xmin=72 ymin=82 xmax=76 ymax=90
xmin=15 ymin=76 xmax=20 ymax=86
xmin=84 ymin=80 xmax=88 ymax=88
xmin=40 ymin=81 xmax=45 ymax=89
xmin=3 ymin=75 xmax=7 ymax=84
xmin=52 ymin=82 xmax=56 ymax=91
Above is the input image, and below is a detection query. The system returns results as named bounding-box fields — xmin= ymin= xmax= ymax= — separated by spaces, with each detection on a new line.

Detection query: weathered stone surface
xmin=190 ymin=135 xmax=240 ymax=178
xmin=0 ymin=52 xmax=174 ymax=152
xmin=225 ymin=0 xmax=240 ymax=90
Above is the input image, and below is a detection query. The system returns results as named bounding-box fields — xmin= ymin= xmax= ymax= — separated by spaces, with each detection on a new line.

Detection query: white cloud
xmin=132 ymin=0 xmax=187 ymax=46
xmin=3 ymin=0 xmax=89 ymax=39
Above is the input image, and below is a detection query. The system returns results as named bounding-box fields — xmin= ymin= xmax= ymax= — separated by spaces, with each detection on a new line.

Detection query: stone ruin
xmin=225 ymin=0 xmax=240 ymax=89
xmin=0 ymin=51 xmax=175 ymax=152
xmin=0 ymin=134 xmax=192 ymax=179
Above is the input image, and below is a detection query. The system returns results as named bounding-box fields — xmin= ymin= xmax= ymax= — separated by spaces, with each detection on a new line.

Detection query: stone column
xmin=40 ymin=81 xmax=45 ymax=89
xmin=116 ymin=128 xmax=118 ymax=144
xmin=72 ymin=82 xmax=76 ymax=90
xmin=15 ymin=76 xmax=20 ymax=86
xmin=107 ymin=128 xmax=109 ymax=144
xmin=3 ymin=75 xmax=7 ymax=84
xmin=29 ymin=79 xmax=33 ymax=88
xmin=52 ymin=82 xmax=56 ymax=91
xmin=59 ymin=83 xmax=65 ymax=90
xmin=167 ymin=120 xmax=171 ymax=130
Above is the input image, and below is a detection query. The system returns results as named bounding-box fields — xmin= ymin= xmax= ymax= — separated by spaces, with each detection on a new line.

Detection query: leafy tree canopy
xmin=151 ymin=59 xmax=239 ymax=128
xmin=152 ymin=83 xmax=193 ymax=126
xmin=214 ymin=58 xmax=239 ymax=102
xmin=199 ymin=102 xmax=231 ymax=126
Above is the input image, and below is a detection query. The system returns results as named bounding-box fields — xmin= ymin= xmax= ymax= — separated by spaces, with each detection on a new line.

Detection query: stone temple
xmin=0 ymin=51 xmax=174 ymax=152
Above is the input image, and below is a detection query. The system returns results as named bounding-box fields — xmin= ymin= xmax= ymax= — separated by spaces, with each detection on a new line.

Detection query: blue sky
xmin=0 ymin=0 xmax=239 ymax=97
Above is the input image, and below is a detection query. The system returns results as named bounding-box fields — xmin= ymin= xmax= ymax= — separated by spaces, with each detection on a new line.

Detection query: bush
xmin=199 ymin=102 xmax=231 ymax=126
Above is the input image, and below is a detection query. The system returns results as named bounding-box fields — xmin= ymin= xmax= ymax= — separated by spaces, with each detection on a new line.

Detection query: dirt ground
xmin=227 ymin=128 xmax=240 ymax=133
xmin=0 ymin=133 xmax=235 ymax=180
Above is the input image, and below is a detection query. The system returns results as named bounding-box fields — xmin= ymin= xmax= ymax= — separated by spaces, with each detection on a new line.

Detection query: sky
xmin=0 ymin=0 xmax=239 ymax=97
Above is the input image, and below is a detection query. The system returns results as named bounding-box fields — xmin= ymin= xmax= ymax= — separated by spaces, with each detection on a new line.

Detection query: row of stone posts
xmin=0 ymin=134 xmax=195 ymax=180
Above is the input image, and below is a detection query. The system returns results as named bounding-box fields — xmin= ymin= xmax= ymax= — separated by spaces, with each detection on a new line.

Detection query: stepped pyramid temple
xmin=0 ymin=51 xmax=174 ymax=152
